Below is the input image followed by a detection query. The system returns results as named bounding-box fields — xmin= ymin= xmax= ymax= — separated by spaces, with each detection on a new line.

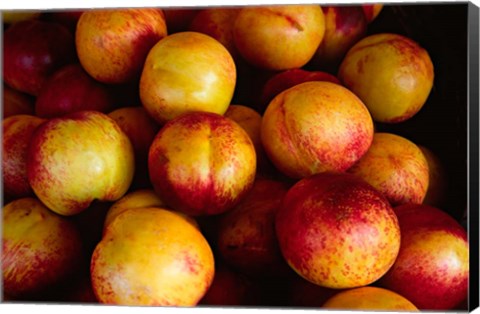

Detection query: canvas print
xmin=1 ymin=2 xmax=478 ymax=312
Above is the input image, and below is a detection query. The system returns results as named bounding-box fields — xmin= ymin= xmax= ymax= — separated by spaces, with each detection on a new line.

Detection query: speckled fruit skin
xmin=148 ymin=112 xmax=256 ymax=216
xmin=261 ymin=81 xmax=374 ymax=179
xmin=233 ymin=5 xmax=325 ymax=71
xmin=2 ymin=198 xmax=83 ymax=298
xmin=348 ymin=132 xmax=429 ymax=206
xmin=188 ymin=8 xmax=241 ymax=61
xmin=419 ymin=145 xmax=448 ymax=207
xmin=76 ymin=8 xmax=167 ymax=84
xmin=217 ymin=179 xmax=291 ymax=277
xmin=26 ymin=110 xmax=135 ymax=216
xmin=3 ymin=84 xmax=35 ymax=118
xmin=139 ymin=31 xmax=236 ymax=124
xmin=224 ymin=105 xmax=273 ymax=176
xmin=3 ymin=115 xmax=46 ymax=200
xmin=91 ymin=207 xmax=215 ymax=306
xmin=276 ymin=172 xmax=400 ymax=289
xmin=378 ymin=204 xmax=469 ymax=310
xmin=322 ymin=286 xmax=418 ymax=311
xmin=35 ymin=63 xmax=115 ymax=118
xmin=3 ymin=19 xmax=76 ymax=96
xmin=338 ymin=33 xmax=434 ymax=123
xmin=310 ymin=6 xmax=367 ymax=69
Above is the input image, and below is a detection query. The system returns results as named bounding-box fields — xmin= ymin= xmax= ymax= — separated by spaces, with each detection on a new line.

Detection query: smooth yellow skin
xmin=233 ymin=5 xmax=325 ymax=70
xmin=338 ymin=33 xmax=434 ymax=123
xmin=261 ymin=81 xmax=374 ymax=179
xmin=139 ymin=31 xmax=236 ymax=124
xmin=323 ymin=286 xmax=419 ymax=311
xmin=27 ymin=111 xmax=135 ymax=216
xmin=2 ymin=11 xmax=41 ymax=24
xmin=103 ymin=189 xmax=199 ymax=232
xmin=2 ymin=198 xmax=83 ymax=297
xmin=76 ymin=8 xmax=167 ymax=84
xmin=91 ymin=207 xmax=215 ymax=306
xmin=348 ymin=132 xmax=429 ymax=205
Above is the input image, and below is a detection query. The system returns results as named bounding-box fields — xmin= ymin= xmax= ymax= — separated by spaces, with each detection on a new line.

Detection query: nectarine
xmin=261 ymin=81 xmax=373 ymax=179
xmin=140 ymin=31 xmax=237 ymax=124
xmin=76 ymin=8 xmax=167 ymax=84
xmin=348 ymin=132 xmax=429 ymax=206
xmin=148 ymin=112 xmax=256 ymax=216
xmin=2 ymin=198 xmax=83 ymax=298
xmin=338 ymin=33 xmax=434 ymax=123
xmin=233 ymin=5 xmax=325 ymax=70
xmin=27 ymin=110 xmax=135 ymax=216
xmin=276 ymin=172 xmax=400 ymax=289
xmin=91 ymin=207 xmax=214 ymax=305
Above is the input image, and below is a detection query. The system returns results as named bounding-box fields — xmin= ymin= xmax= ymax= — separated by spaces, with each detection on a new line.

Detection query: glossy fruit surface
xmin=76 ymin=8 xmax=167 ymax=84
xmin=148 ymin=112 xmax=256 ymax=216
xmin=261 ymin=81 xmax=373 ymax=179
xmin=140 ymin=31 xmax=236 ymax=124
xmin=27 ymin=111 xmax=135 ymax=216
xmin=91 ymin=207 xmax=214 ymax=305
xmin=338 ymin=33 xmax=434 ymax=123
xmin=322 ymin=286 xmax=418 ymax=311
xmin=2 ymin=198 xmax=83 ymax=298
xmin=276 ymin=172 xmax=400 ymax=289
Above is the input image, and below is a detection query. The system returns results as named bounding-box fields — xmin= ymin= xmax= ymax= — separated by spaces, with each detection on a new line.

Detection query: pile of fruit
xmin=2 ymin=4 xmax=470 ymax=311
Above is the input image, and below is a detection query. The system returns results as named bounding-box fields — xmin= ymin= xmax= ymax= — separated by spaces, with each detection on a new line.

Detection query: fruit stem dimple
xmin=267 ymin=8 xmax=304 ymax=32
